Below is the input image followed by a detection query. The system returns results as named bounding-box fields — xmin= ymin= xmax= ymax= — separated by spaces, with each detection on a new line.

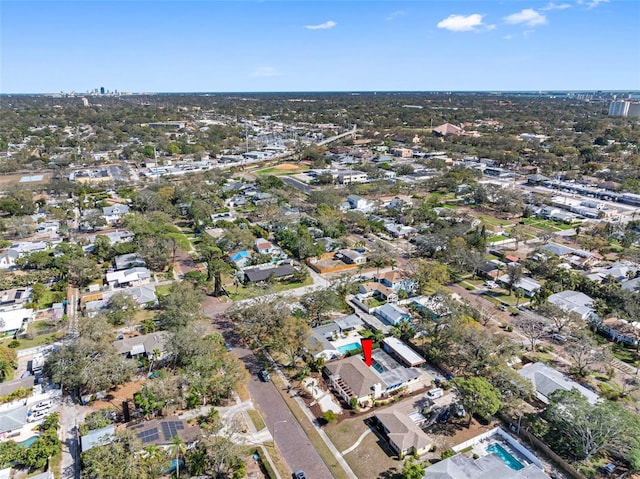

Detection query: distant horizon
xmin=3 ymin=89 xmax=640 ymax=96
xmin=2 ymin=1 xmax=638 ymax=94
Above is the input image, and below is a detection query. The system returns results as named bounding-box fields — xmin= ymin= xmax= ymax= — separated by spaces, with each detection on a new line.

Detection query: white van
xmin=427 ymin=387 xmax=444 ymax=399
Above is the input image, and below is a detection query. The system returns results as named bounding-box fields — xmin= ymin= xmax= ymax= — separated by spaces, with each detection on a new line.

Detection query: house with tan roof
xmin=433 ymin=123 xmax=463 ymax=136
xmin=373 ymin=399 xmax=433 ymax=458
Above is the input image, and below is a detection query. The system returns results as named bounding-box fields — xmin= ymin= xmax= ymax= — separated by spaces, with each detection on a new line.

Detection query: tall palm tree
xmin=372 ymin=258 xmax=385 ymax=275
xmin=169 ymin=435 xmax=187 ymax=478
xmin=141 ymin=444 xmax=168 ymax=478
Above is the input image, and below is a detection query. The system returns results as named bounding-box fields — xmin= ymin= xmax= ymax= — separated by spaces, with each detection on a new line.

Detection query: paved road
xmin=60 ymin=396 xmax=87 ymax=479
xmin=203 ymin=306 xmax=333 ymax=479
xmin=282 ymin=176 xmax=312 ymax=195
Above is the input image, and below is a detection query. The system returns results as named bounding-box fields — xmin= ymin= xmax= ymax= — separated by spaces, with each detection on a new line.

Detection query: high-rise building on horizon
xmin=608 ymin=100 xmax=640 ymax=118
xmin=100 ymin=86 xmax=105 ymax=95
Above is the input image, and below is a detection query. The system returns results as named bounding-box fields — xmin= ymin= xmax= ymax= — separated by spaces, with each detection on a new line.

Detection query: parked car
xmin=292 ymin=471 xmax=307 ymax=479
xmin=31 ymin=400 xmax=53 ymax=412
xmin=551 ymin=333 xmax=567 ymax=343
xmin=427 ymin=387 xmax=444 ymax=399
xmin=224 ymin=342 xmax=232 ymax=352
xmin=27 ymin=410 xmax=50 ymax=423
xmin=437 ymin=408 xmax=451 ymax=423
xmin=485 ymin=281 xmax=498 ymax=289
xmin=452 ymin=403 xmax=466 ymax=418
xmin=258 ymin=370 xmax=271 ymax=382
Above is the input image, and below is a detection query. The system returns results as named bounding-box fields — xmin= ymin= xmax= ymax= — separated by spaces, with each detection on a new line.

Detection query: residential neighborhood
xmin=0 ymin=91 xmax=639 ymax=479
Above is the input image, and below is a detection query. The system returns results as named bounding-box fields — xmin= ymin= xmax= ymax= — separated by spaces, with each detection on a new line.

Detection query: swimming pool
xmin=337 ymin=342 xmax=362 ymax=355
xmin=486 ymin=442 xmax=524 ymax=471
xmin=18 ymin=436 xmax=39 ymax=448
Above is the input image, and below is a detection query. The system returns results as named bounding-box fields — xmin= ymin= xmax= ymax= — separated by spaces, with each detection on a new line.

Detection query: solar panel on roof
xmin=138 ymin=429 xmax=160 ymax=444
xmin=160 ymin=421 xmax=185 ymax=440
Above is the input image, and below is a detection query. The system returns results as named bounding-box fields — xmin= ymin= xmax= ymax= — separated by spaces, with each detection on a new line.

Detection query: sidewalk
xmin=267 ymin=357 xmax=358 ymax=479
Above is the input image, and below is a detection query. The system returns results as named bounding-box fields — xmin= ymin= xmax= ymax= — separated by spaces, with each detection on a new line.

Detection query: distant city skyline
xmin=1 ymin=0 xmax=639 ymax=94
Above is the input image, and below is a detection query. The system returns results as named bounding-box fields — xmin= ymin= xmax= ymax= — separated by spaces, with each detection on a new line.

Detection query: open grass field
xmin=478 ymin=214 xmax=512 ymax=227
xmin=0 ymin=171 xmax=53 ymax=189
xmin=255 ymin=163 xmax=309 ymax=176
xmin=522 ymin=217 xmax=575 ymax=232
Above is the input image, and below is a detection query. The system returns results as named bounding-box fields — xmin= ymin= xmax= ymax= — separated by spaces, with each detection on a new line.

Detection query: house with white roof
xmin=548 ymin=290 xmax=598 ymax=320
xmin=518 ymin=361 xmax=600 ymax=405
xmin=496 ymin=274 xmax=541 ymax=297
xmin=106 ymin=267 xmax=151 ymax=289
xmin=0 ymin=308 xmax=34 ymax=334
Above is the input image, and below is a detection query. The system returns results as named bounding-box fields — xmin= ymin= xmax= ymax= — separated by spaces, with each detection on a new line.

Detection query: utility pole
xmin=154 ymin=147 xmax=159 ymax=183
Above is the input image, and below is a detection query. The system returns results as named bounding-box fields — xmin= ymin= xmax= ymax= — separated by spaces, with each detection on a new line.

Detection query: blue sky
xmin=1 ymin=0 xmax=639 ymax=93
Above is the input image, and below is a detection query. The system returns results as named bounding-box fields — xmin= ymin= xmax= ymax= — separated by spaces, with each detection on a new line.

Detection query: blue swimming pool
xmin=18 ymin=436 xmax=39 ymax=448
xmin=487 ymin=442 xmax=524 ymax=471
xmin=337 ymin=342 xmax=362 ymax=355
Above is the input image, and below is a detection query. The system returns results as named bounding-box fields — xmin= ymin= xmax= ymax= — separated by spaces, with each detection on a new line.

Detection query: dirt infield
xmin=273 ymin=163 xmax=300 ymax=170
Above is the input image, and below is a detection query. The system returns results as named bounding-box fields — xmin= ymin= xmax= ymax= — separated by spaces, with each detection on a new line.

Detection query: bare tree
xmin=565 ymin=334 xmax=604 ymax=376
xmin=515 ymin=315 xmax=547 ymax=351
xmin=537 ymin=302 xmax=581 ymax=333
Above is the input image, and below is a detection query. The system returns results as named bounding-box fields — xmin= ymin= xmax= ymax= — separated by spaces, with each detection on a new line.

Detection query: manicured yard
xmin=155 ymin=284 xmax=173 ymax=298
xmin=227 ymin=276 xmax=313 ymax=301
xmin=522 ymin=217 xmax=575 ymax=232
xmin=1 ymin=332 xmax=63 ymax=351
xmin=325 ymin=417 xmax=401 ymax=479
xmin=488 ymin=235 xmax=509 ymax=243
xmin=34 ymin=289 xmax=66 ymax=309
xmin=478 ymin=214 xmax=512 ymax=227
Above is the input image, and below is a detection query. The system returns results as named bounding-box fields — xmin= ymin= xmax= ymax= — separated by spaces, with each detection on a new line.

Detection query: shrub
xmin=7 ymin=340 xmax=20 ymax=348
xmin=441 ymin=449 xmax=455 ymax=460
xmin=349 ymin=397 xmax=358 ymax=410
xmin=322 ymin=410 xmax=338 ymax=423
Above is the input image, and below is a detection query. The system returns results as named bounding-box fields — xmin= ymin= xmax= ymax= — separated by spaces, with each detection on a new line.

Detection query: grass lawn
xmin=522 ymin=217 xmax=575 ymax=232
xmin=256 ymin=165 xmax=309 ymax=176
xmin=490 ymin=291 xmax=522 ymax=306
xmin=227 ymin=276 xmax=313 ymax=301
xmin=34 ymin=289 xmax=66 ymax=309
xmin=611 ymin=343 xmax=640 ymax=367
xmin=247 ymin=409 xmax=266 ymax=431
xmin=488 ymin=235 xmax=509 ymax=243
xmin=326 ymin=417 xmax=401 ymax=479
xmin=478 ymin=214 xmax=512 ymax=227
xmin=155 ymin=283 xmax=173 ymax=298
xmin=1 ymin=332 xmax=63 ymax=351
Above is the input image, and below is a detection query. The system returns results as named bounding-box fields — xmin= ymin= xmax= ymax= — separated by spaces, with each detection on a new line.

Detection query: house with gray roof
xmin=102 ymin=204 xmax=130 ymax=224
xmin=0 ymin=405 xmax=28 ymax=435
xmin=114 ymin=253 xmax=146 ymax=271
xmin=80 ymin=424 xmax=116 ymax=452
xmin=376 ymin=303 xmax=410 ymax=326
xmin=243 ymin=263 xmax=295 ymax=283
xmin=548 ymin=290 xmax=598 ymax=320
xmin=423 ymin=452 xmax=550 ymax=479
xmin=518 ymin=361 xmax=600 ymax=405
xmin=112 ymin=331 xmax=169 ymax=359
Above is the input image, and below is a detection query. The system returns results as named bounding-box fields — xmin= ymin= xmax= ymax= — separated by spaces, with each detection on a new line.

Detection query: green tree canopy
xmin=451 ymin=376 xmax=502 ymax=425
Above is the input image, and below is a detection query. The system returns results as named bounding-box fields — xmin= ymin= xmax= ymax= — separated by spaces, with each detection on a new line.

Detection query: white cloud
xmin=585 ymin=0 xmax=609 ymax=8
xmin=250 ymin=67 xmax=280 ymax=78
xmin=437 ymin=13 xmax=485 ymax=32
xmin=386 ymin=10 xmax=405 ymax=21
xmin=504 ymin=8 xmax=548 ymax=26
xmin=305 ymin=20 xmax=337 ymax=30
xmin=541 ymin=2 xmax=572 ymax=10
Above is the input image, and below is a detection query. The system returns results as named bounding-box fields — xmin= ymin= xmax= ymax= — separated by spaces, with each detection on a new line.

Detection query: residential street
xmin=203 ymin=301 xmax=334 ymax=479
